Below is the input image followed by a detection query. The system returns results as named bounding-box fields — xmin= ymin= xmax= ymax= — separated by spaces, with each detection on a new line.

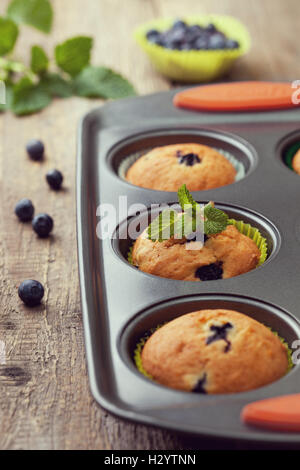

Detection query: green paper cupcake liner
xmin=118 ymin=147 xmax=245 ymax=183
xmin=134 ymin=324 xmax=293 ymax=383
xmin=284 ymin=142 xmax=300 ymax=172
xmin=127 ymin=218 xmax=268 ymax=268
xmin=227 ymin=219 xmax=268 ymax=267
xmin=134 ymin=15 xmax=251 ymax=82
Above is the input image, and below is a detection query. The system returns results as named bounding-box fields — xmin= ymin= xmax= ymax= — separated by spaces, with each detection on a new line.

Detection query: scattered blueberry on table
xmin=32 ymin=213 xmax=54 ymax=238
xmin=46 ymin=169 xmax=63 ymax=190
xmin=26 ymin=139 xmax=45 ymax=161
xmin=18 ymin=280 xmax=44 ymax=307
xmin=146 ymin=20 xmax=239 ymax=50
xmin=15 ymin=199 xmax=35 ymax=222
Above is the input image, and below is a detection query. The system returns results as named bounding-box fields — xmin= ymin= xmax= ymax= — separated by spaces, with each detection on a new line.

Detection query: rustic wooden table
xmin=0 ymin=0 xmax=299 ymax=450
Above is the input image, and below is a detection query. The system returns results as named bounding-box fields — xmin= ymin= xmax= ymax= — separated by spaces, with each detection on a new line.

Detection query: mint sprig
xmin=73 ymin=66 xmax=136 ymax=99
xmin=147 ymin=209 xmax=178 ymax=242
xmin=7 ymin=0 xmax=53 ymax=34
xmin=0 ymin=1 xmax=136 ymax=116
xmin=55 ymin=36 xmax=93 ymax=77
xmin=31 ymin=45 xmax=48 ymax=74
xmin=147 ymin=184 xmax=229 ymax=242
xmin=177 ymin=184 xmax=198 ymax=211
xmin=0 ymin=17 xmax=19 ymax=55
xmin=204 ymin=203 xmax=229 ymax=235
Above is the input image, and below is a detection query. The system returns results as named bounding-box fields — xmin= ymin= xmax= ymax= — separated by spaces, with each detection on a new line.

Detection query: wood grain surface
xmin=0 ymin=0 xmax=299 ymax=450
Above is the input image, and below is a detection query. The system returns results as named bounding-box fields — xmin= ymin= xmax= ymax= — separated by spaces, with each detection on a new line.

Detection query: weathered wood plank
xmin=0 ymin=0 xmax=299 ymax=450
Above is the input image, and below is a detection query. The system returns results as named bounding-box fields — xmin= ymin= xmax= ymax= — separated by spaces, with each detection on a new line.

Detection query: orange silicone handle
xmin=241 ymin=394 xmax=300 ymax=432
xmin=174 ymin=81 xmax=300 ymax=112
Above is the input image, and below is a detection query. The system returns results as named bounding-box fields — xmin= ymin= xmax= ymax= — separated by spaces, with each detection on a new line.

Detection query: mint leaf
xmin=177 ymin=184 xmax=198 ymax=211
xmin=39 ymin=73 xmax=73 ymax=97
xmin=7 ymin=0 xmax=53 ymax=33
xmin=11 ymin=77 xmax=51 ymax=115
xmin=147 ymin=209 xmax=178 ymax=242
xmin=0 ymin=17 xmax=18 ymax=55
xmin=204 ymin=204 xmax=229 ymax=235
xmin=73 ymin=66 xmax=136 ymax=99
xmin=55 ymin=36 xmax=93 ymax=77
xmin=31 ymin=45 xmax=48 ymax=74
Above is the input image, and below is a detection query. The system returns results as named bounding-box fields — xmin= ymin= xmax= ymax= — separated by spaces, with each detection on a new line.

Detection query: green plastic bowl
xmin=134 ymin=15 xmax=251 ymax=82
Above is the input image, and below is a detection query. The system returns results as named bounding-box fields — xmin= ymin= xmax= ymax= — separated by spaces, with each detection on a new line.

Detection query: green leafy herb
xmin=177 ymin=184 xmax=198 ymax=211
xmin=31 ymin=45 xmax=48 ymax=74
xmin=11 ymin=76 xmax=51 ymax=115
xmin=55 ymin=36 xmax=93 ymax=77
xmin=0 ymin=17 xmax=19 ymax=56
xmin=204 ymin=203 xmax=229 ymax=235
xmin=147 ymin=184 xmax=229 ymax=242
xmin=73 ymin=66 xmax=136 ymax=99
xmin=7 ymin=0 xmax=53 ymax=33
xmin=0 ymin=2 xmax=136 ymax=116
xmin=147 ymin=209 xmax=178 ymax=242
xmin=39 ymin=73 xmax=73 ymax=98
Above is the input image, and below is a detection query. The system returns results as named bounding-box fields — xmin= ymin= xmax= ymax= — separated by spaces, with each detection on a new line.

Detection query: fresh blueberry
xmin=146 ymin=29 xmax=160 ymax=40
xmin=15 ymin=199 xmax=34 ymax=222
xmin=146 ymin=29 xmax=163 ymax=45
xmin=194 ymin=36 xmax=209 ymax=50
xmin=205 ymin=23 xmax=217 ymax=34
xmin=32 ymin=213 xmax=53 ymax=238
xmin=208 ymin=33 xmax=227 ymax=50
xmin=185 ymin=25 xmax=204 ymax=43
xmin=226 ymin=39 xmax=239 ymax=49
xmin=18 ymin=280 xmax=44 ymax=307
xmin=172 ymin=20 xmax=187 ymax=30
xmin=171 ymin=28 xmax=186 ymax=42
xmin=178 ymin=153 xmax=201 ymax=166
xmin=46 ymin=169 xmax=63 ymax=190
xmin=26 ymin=139 xmax=44 ymax=161
xmin=195 ymin=262 xmax=223 ymax=281
xmin=206 ymin=323 xmax=233 ymax=352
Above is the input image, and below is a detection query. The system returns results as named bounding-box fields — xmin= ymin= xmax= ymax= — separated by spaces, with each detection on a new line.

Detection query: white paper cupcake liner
xmin=118 ymin=147 xmax=245 ymax=183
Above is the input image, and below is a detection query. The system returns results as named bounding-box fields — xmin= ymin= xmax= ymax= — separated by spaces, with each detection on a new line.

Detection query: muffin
xmin=292 ymin=149 xmax=300 ymax=175
xmin=140 ymin=309 xmax=289 ymax=394
xmin=132 ymin=224 xmax=261 ymax=281
xmin=126 ymin=143 xmax=237 ymax=191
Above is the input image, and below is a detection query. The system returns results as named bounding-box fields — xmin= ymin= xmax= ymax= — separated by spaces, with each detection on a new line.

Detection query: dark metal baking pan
xmin=76 ymin=89 xmax=300 ymax=445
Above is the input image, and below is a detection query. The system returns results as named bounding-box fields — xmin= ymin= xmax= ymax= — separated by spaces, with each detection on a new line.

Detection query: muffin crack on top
xmin=126 ymin=143 xmax=237 ymax=191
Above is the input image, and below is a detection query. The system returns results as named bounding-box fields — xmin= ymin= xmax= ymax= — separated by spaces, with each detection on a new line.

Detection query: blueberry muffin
xmin=126 ymin=143 xmax=236 ymax=191
xmin=132 ymin=224 xmax=261 ymax=281
xmin=292 ymin=149 xmax=300 ymax=175
xmin=141 ymin=309 xmax=289 ymax=394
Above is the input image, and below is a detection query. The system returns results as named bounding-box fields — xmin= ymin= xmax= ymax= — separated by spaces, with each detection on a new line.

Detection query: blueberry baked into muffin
xmin=139 ymin=309 xmax=289 ymax=394
xmin=292 ymin=149 xmax=300 ymax=175
xmin=126 ymin=143 xmax=236 ymax=191
xmin=131 ymin=185 xmax=264 ymax=282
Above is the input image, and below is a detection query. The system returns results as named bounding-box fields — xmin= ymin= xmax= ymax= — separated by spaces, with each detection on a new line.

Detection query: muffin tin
xmin=77 ymin=88 xmax=300 ymax=446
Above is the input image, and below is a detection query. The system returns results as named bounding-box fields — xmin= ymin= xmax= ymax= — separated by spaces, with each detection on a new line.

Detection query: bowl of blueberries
xmin=134 ymin=15 xmax=251 ymax=82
